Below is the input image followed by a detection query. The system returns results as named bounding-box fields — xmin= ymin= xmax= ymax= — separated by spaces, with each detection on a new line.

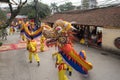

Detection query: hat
xmin=30 ymin=19 xmax=34 ymax=24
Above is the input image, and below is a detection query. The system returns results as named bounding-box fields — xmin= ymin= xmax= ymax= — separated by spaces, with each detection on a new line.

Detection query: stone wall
xmin=102 ymin=28 xmax=120 ymax=54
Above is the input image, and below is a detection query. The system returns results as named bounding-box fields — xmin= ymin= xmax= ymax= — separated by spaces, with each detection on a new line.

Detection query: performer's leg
xmin=40 ymin=44 xmax=44 ymax=52
xmin=33 ymin=53 xmax=40 ymax=66
xmin=29 ymin=52 xmax=32 ymax=63
xmin=68 ymin=66 xmax=72 ymax=76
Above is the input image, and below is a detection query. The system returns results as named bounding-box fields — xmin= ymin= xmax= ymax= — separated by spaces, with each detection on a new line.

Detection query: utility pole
xmin=34 ymin=0 xmax=39 ymax=27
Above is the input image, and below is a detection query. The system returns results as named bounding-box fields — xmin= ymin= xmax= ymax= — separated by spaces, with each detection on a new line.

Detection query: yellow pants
xmin=9 ymin=31 xmax=13 ymax=35
xmin=29 ymin=52 xmax=40 ymax=62
xmin=40 ymin=44 xmax=44 ymax=51
xmin=21 ymin=35 xmax=26 ymax=41
xmin=80 ymin=38 xmax=85 ymax=44
xmin=67 ymin=65 xmax=73 ymax=72
xmin=58 ymin=70 xmax=68 ymax=80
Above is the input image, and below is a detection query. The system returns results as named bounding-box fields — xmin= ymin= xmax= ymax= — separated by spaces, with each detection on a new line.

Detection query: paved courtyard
xmin=0 ymin=33 xmax=120 ymax=80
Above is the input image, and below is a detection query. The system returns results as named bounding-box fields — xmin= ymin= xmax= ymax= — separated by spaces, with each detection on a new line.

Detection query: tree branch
xmin=8 ymin=2 xmax=13 ymax=13
xmin=0 ymin=0 xmax=28 ymax=29
xmin=20 ymin=0 xmax=22 ymax=4
xmin=22 ymin=0 xmax=27 ymax=5
xmin=11 ymin=0 xmax=18 ymax=5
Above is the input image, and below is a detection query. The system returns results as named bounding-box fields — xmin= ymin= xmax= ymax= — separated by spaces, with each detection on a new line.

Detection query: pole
xmin=34 ymin=0 xmax=39 ymax=27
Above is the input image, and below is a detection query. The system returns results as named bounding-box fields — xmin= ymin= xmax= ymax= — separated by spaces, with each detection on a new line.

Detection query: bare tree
xmin=0 ymin=0 xmax=27 ymax=29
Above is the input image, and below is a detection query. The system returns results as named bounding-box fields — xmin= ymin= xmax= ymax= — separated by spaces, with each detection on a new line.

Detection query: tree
xmin=0 ymin=9 xmax=6 ymax=22
xmin=20 ymin=4 xmax=35 ymax=18
xmin=38 ymin=2 xmax=51 ymax=19
xmin=20 ymin=1 xmax=51 ymax=19
xmin=59 ymin=4 xmax=66 ymax=12
xmin=0 ymin=0 xmax=27 ymax=29
xmin=50 ymin=2 xmax=59 ymax=14
xmin=76 ymin=6 xmax=81 ymax=10
xmin=81 ymin=0 xmax=89 ymax=10
xmin=59 ymin=2 xmax=75 ymax=12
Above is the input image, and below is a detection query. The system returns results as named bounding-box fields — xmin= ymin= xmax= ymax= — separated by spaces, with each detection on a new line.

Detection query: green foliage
xmin=38 ymin=2 xmax=51 ymax=18
xmin=0 ymin=42 xmax=2 ymax=46
xmin=76 ymin=6 xmax=81 ymax=9
xmin=50 ymin=3 xmax=59 ymax=13
xmin=0 ymin=9 xmax=6 ymax=21
xmin=81 ymin=0 xmax=89 ymax=9
xmin=64 ymin=2 xmax=75 ymax=11
xmin=20 ymin=2 xmax=51 ymax=19
xmin=59 ymin=4 xmax=66 ymax=11
xmin=28 ymin=10 xmax=36 ymax=19
xmin=51 ymin=2 xmax=75 ymax=12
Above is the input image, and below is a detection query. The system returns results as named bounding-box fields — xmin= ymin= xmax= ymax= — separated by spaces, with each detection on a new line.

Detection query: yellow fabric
xmin=40 ymin=35 xmax=45 ymax=51
xmin=26 ymin=39 xmax=30 ymax=49
xmin=52 ymin=52 xmax=63 ymax=64
xmin=56 ymin=54 xmax=63 ymax=64
xmin=21 ymin=34 xmax=26 ymax=41
xmin=58 ymin=63 xmax=68 ymax=80
xmin=52 ymin=52 xmax=58 ymax=58
xmin=52 ymin=52 xmax=68 ymax=80
xmin=40 ymin=45 xmax=44 ymax=51
xmin=28 ymin=40 xmax=37 ymax=52
xmin=58 ymin=71 xmax=68 ymax=80
xmin=9 ymin=27 xmax=13 ymax=35
xmin=64 ymin=75 xmax=68 ymax=80
xmin=27 ymin=40 xmax=40 ymax=62
xmin=62 ymin=21 xmax=71 ymax=32
xmin=29 ymin=52 xmax=40 ymax=62
xmin=10 ymin=27 xmax=13 ymax=32
xmin=21 ymin=23 xmax=43 ymax=36
xmin=53 ymin=19 xmax=72 ymax=33
xmin=80 ymin=38 xmax=85 ymax=44
xmin=40 ymin=35 xmax=46 ymax=43
xmin=67 ymin=65 xmax=73 ymax=72
xmin=69 ymin=50 xmax=93 ymax=70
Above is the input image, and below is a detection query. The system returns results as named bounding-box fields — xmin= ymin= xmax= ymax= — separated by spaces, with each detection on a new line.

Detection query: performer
xmin=9 ymin=26 xmax=13 ymax=35
xmin=52 ymin=52 xmax=73 ymax=77
xmin=58 ymin=59 xmax=68 ymax=80
xmin=52 ymin=50 xmax=68 ymax=80
xmin=20 ymin=33 xmax=26 ymax=41
xmin=40 ymin=35 xmax=46 ymax=52
xmin=52 ymin=52 xmax=63 ymax=68
xmin=27 ymin=36 xmax=40 ymax=66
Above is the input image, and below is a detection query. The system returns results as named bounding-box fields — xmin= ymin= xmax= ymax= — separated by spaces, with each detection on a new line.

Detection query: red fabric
xmin=58 ymin=63 xmax=66 ymax=71
xmin=60 ymin=44 xmax=72 ymax=53
xmin=30 ymin=19 xmax=34 ymax=23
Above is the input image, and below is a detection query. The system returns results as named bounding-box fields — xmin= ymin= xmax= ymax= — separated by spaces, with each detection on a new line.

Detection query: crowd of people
xmin=73 ymin=25 xmax=102 ymax=47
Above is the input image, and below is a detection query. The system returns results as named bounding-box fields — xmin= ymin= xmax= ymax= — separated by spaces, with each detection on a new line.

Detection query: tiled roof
xmin=43 ymin=6 xmax=120 ymax=27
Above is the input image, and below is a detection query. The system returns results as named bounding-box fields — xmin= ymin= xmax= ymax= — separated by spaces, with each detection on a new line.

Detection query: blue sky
xmin=0 ymin=0 xmax=120 ymax=7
